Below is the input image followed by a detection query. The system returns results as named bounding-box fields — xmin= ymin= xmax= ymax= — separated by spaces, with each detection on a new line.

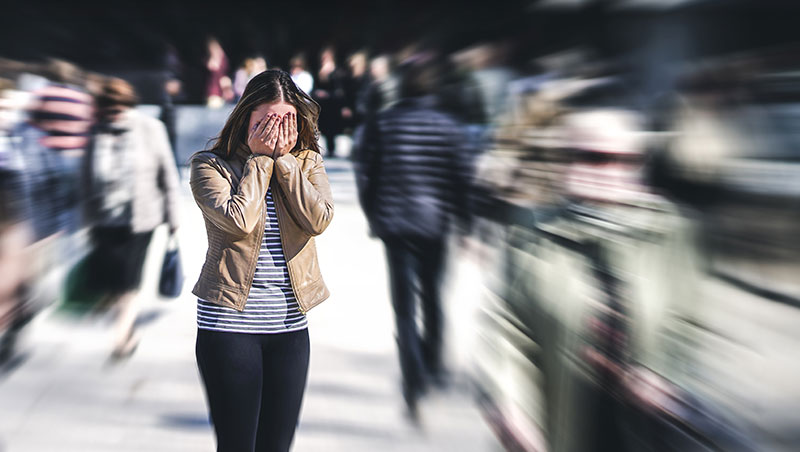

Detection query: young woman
xmin=190 ymin=69 xmax=333 ymax=452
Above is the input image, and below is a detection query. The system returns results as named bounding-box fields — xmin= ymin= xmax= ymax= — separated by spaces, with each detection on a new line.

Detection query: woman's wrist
xmin=248 ymin=153 xmax=274 ymax=167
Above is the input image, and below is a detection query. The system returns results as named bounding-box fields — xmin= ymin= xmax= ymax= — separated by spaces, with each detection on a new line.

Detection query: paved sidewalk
xmin=0 ymin=158 xmax=500 ymax=452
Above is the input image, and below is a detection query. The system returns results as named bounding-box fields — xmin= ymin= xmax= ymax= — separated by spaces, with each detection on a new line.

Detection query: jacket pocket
xmin=291 ymin=239 xmax=322 ymax=292
xmin=217 ymin=247 xmax=237 ymax=284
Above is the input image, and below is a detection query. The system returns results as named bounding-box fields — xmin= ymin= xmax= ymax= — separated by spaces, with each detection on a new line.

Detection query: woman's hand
xmin=272 ymin=113 xmax=298 ymax=159
xmin=247 ymin=113 xmax=280 ymax=155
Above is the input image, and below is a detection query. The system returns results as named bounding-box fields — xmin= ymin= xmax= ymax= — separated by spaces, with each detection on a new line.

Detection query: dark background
xmin=1 ymin=0 xmax=797 ymax=103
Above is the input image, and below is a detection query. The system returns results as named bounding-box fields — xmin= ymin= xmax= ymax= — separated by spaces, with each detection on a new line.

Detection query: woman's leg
xmin=106 ymin=229 xmax=152 ymax=359
xmin=255 ymin=329 xmax=310 ymax=452
xmin=196 ymin=329 xmax=264 ymax=452
xmin=111 ymin=290 xmax=140 ymax=357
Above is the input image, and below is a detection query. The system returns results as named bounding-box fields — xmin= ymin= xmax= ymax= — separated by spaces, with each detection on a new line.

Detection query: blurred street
xmin=0 ymin=157 xmax=498 ymax=452
xmin=2 ymin=1 xmax=800 ymax=450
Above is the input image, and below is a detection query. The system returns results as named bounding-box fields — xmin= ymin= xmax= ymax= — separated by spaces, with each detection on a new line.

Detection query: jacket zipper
xmin=240 ymin=192 xmax=267 ymax=310
xmin=274 ymin=182 xmax=307 ymax=314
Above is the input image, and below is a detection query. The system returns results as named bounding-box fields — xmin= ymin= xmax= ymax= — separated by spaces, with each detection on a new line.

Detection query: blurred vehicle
xmin=471 ymin=55 xmax=800 ymax=451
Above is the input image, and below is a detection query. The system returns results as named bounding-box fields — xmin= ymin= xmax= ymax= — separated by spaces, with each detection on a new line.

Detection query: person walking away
xmin=161 ymin=42 xmax=184 ymax=159
xmin=342 ymin=51 xmax=370 ymax=131
xmin=363 ymin=55 xmax=399 ymax=119
xmin=312 ymin=46 xmax=346 ymax=157
xmin=355 ymin=53 xmax=472 ymax=419
xmin=83 ymin=78 xmax=181 ymax=360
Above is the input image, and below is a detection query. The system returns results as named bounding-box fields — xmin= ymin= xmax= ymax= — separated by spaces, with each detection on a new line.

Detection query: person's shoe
xmin=107 ymin=341 xmax=139 ymax=365
xmin=108 ymin=330 xmax=140 ymax=363
xmin=405 ymin=398 xmax=419 ymax=422
xmin=403 ymin=392 xmax=421 ymax=425
xmin=429 ymin=369 xmax=450 ymax=390
xmin=402 ymin=382 xmax=426 ymax=425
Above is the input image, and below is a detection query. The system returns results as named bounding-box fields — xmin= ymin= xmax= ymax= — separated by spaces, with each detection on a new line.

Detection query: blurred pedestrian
xmin=83 ymin=78 xmax=181 ymax=360
xmin=205 ymin=37 xmax=233 ymax=108
xmin=355 ymin=54 xmax=472 ymax=419
xmin=189 ymin=69 xmax=333 ymax=452
xmin=289 ymin=53 xmax=314 ymax=94
xmin=363 ymin=54 xmax=399 ymax=118
xmin=233 ymin=56 xmax=267 ymax=101
xmin=161 ymin=42 xmax=184 ymax=159
xmin=313 ymin=46 xmax=346 ymax=157
xmin=0 ymin=60 xmax=94 ymax=363
xmin=0 ymin=76 xmax=36 ymax=365
xmin=342 ymin=50 xmax=370 ymax=129
xmin=28 ymin=82 xmax=93 ymax=154
xmin=22 ymin=61 xmax=94 ymax=237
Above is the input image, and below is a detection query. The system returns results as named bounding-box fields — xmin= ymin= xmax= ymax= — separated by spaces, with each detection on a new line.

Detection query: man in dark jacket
xmin=354 ymin=53 xmax=472 ymax=418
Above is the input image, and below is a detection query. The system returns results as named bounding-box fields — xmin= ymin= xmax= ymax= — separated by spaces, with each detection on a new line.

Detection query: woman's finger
xmin=285 ymin=114 xmax=295 ymax=149
xmin=267 ymin=123 xmax=279 ymax=150
xmin=249 ymin=113 xmax=269 ymax=141
xmin=249 ymin=119 xmax=261 ymax=139
xmin=267 ymin=119 xmax=280 ymax=143
xmin=278 ymin=116 xmax=288 ymax=151
xmin=290 ymin=113 xmax=298 ymax=143
xmin=282 ymin=115 xmax=289 ymax=147
xmin=258 ymin=116 xmax=277 ymax=141
xmin=254 ymin=114 xmax=269 ymax=140
xmin=258 ymin=113 xmax=279 ymax=139
xmin=254 ymin=113 xmax=270 ymax=137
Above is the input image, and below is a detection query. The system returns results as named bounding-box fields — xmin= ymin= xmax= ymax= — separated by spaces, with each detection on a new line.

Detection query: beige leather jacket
xmin=189 ymin=145 xmax=333 ymax=313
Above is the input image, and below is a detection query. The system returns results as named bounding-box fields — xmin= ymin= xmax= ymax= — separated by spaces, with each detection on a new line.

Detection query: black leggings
xmin=195 ymin=328 xmax=310 ymax=452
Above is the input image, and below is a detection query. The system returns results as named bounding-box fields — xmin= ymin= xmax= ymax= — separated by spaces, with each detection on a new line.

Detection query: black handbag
xmin=159 ymin=234 xmax=184 ymax=298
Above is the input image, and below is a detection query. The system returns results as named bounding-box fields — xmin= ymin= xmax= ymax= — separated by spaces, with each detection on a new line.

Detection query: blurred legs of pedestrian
xmin=160 ymin=104 xmax=179 ymax=164
xmin=111 ymin=291 xmax=140 ymax=358
xmin=321 ymin=134 xmax=337 ymax=158
xmin=0 ymin=222 xmax=33 ymax=365
xmin=89 ymin=226 xmax=152 ymax=361
xmin=383 ymin=236 xmax=446 ymax=417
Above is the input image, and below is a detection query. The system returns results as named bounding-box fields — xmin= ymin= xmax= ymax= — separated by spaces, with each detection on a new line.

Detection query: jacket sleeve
xmin=352 ymin=117 xmax=381 ymax=220
xmin=272 ymin=152 xmax=334 ymax=236
xmin=189 ymin=153 xmax=274 ymax=239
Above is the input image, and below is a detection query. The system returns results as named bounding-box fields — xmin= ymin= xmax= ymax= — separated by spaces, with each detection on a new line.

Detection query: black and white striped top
xmin=197 ymin=188 xmax=307 ymax=334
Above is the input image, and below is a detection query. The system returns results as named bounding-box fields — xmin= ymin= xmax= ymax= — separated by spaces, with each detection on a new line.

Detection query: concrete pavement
xmin=0 ymin=157 xmax=500 ymax=451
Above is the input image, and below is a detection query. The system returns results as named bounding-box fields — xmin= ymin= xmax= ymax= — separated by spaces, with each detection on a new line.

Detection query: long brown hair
xmin=207 ymin=69 xmax=321 ymax=157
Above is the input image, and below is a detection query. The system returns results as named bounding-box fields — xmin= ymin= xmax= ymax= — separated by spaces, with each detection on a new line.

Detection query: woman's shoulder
xmin=291 ymin=148 xmax=324 ymax=164
xmin=189 ymin=149 xmax=229 ymax=168
xmin=189 ymin=150 xmax=218 ymax=162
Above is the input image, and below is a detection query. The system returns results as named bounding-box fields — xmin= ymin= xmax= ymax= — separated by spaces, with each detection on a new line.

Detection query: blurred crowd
xmin=351 ymin=24 xmax=800 ymax=452
xmin=202 ymin=37 xmax=398 ymax=158
xmin=0 ymin=59 xmax=181 ymax=363
xmin=2 ymin=0 xmax=800 ymax=449
xmin=460 ymin=44 xmax=800 ymax=452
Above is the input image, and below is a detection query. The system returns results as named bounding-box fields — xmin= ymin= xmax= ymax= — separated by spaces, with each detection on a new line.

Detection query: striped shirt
xmin=31 ymin=84 xmax=93 ymax=152
xmin=197 ymin=188 xmax=307 ymax=334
